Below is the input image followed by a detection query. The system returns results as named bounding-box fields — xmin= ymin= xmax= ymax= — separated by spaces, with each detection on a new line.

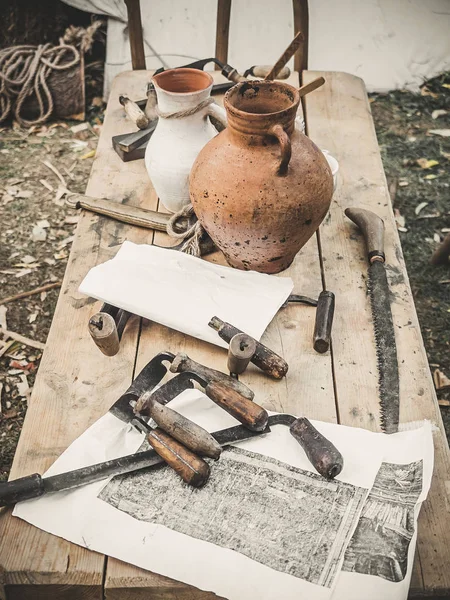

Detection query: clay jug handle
xmin=269 ymin=124 xmax=291 ymax=176
xmin=207 ymin=103 xmax=227 ymax=131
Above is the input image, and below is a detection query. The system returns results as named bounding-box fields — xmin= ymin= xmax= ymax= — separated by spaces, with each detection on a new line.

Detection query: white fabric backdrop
xmin=63 ymin=0 xmax=450 ymax=95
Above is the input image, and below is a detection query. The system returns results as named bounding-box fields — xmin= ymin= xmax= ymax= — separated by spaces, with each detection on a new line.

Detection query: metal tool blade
xmin=41 ymin=422 xmax=271 ymax=495
xmin=368 ymin=260 xmax=399 ymax=433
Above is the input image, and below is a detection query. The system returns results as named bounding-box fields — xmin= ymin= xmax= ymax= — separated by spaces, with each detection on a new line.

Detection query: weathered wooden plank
xmin=104 ymin=70 xmax=336 ymax=598
xmin=303 ymin=71 xmax=450 ymax=597
xmin=0 ymin=71 xmax=156 ymax=598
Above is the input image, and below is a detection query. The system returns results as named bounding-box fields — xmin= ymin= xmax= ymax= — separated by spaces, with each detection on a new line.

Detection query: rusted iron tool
xmin=209 ymin=316 xmax=288 ymax=380
xmin=270 ymin=414 xmax=343 ymax=479
xmin=313 ymin=291 xmax=335 ymax=354
xmin=228 ymin=333 xmax=256 ymax=377
xmin=88 ymin=304 xmax=132 ymax=357
xmin=345 ymin=207 xmax=400 ymax=434
xmin=169 ymin=352 xmax=254 ymax=401
xmin=0 ymin=419 xmax=272 ymax=506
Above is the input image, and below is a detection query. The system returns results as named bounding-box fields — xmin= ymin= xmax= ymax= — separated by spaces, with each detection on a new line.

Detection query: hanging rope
xmin=0 ymin=43 xmax=80 ymax=127
xmin=167 ymin=203 xmax=206 ymax=257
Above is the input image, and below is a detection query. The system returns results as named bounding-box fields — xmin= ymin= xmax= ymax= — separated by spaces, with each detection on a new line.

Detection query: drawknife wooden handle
xmin=119 ymin=95 xmax=150 ymax=129
xmin=345 ymin=207 xmax=385 ymax=263
xmin=290 ymin=418 xmax=343 ymax=479
xmin=66 ymin=194 xmax=172 ymax=232
xmin=147 ymin=428 xmax=210 ymax=488
xmin=205 ymin=381 xmax=269 ymax=432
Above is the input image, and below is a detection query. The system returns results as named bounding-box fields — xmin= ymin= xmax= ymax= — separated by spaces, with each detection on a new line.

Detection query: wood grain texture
xmin=303 ymin=71 xmax=450 ymax=597
xmin=104 ymin=70 xmax=335 ymax=598
xmin=0 ymin=71 xmax=155 ymax=598
xmin=215 ymin=0 xmax=232 ymax=68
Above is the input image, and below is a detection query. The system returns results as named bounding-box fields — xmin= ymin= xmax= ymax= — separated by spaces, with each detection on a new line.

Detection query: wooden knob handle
xmin=313 ymin=291 xmax=335 ymax=354
xmin=250 ymin=65 xmax=290 ymax=79
xmin=137 ymin=392 xmax=221 ymax=459
xmin=289 ymin=418 xmax=343 ymax=479
xmin=147 ymin=429 xmax=210 ymax=488
xmin=345 ymin=207 xmax=385 ymax=263
xmin=88 ymin=312 xmax=120 ymax=356
xmin=228 ymin=333 xmax=256 ymax=375
xmin=205 ymin=381 xmax=268 ymax=432
xmin=119 ymin=95 xmax=150 ymax=130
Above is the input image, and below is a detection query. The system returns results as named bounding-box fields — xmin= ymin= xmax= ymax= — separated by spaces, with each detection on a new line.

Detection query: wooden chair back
xmin=124 ymin=0 xmax=309 ymax=73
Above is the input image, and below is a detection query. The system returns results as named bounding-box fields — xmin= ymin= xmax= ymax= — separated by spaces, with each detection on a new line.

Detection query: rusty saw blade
xmin=345 ymin=207 xmax=399 ymax=433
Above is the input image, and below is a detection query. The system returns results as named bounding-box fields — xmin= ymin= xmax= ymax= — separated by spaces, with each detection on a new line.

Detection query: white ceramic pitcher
xmin=145 ymin=68 xmax=227 ymax=213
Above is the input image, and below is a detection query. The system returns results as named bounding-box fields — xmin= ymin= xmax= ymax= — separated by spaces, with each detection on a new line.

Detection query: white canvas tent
xmin=63 ymin=0 xmax=450 ymax=96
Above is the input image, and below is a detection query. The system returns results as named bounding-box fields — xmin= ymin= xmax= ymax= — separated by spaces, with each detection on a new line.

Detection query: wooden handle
xmin=119 ymin=95 xmax=149 ymax=129
xmin=147 ymin=429 xmax=210 ymax=487
xmin=249 ymin=65 xmax=290 ymax=79
xmin=209 ymin=317 xmax=288 ymax=380
xmin=169 ymin=352 xmax=254 ymax=400
xmin=88 ymin=312 xmax=120 ymax=357
xmin=66 ymin=194 xmax=171 ymax=232
xmin=345 ymin=207 xmax=385 ymax=262
xmin=136 ymin=392 xmax=221 ymax=459
xmin=270 ymin=124 xmax=291 ymax=176
xmin=205 ymin=381 xmax=268 ymax=432
xmin=298 ymin=76 xmax=325 ymax=98
xmin=264 ymin=31 xmax=304 ymax=81
xmin=290 ymin=418 xmax=343 ymax=479
xmin=0 ymin=473 xmax=45 ymax=506
xmin=228 ymin=333 xmax=256 ymax=375
xmin=313 ymin=291 xmax=335 ymax=354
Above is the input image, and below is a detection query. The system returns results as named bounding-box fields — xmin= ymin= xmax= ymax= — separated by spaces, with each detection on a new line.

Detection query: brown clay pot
xmin=189 ymin=80 xmax=334 ymax=273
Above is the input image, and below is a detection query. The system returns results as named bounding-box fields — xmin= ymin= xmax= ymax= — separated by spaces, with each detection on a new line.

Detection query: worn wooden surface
xmin=0 ymin=70 xmax=448 ymax=600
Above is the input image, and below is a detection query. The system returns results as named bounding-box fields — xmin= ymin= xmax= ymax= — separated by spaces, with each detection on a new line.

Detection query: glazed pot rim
xmin=152 ymin=68 xmax=213 ymax=96
xmin=224 ymin=80 xmax=300 ymax=120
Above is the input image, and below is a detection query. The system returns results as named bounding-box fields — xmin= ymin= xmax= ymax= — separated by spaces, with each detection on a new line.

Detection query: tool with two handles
xmin=0 ymin=351 xmax=344 ymax=506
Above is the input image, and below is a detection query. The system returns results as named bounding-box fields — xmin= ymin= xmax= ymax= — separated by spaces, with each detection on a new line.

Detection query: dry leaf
xmin=415 ymin=202 xmax=428 ymax=215
xmin=429 ymin=129 xmax=450 ymax=137
xmin=438 ymin=399 xmax=450 ymax=407
xmin=17 ymin=374 xmax=29 ymax=398
xmin=21 ymin=255 xmax=36 ymax=264
xmin=416 ymin=158 xmax=439 ymax=169
xmin=439 ymin=280 xmax=450 ymax=285
xmin=420 ymin=86 xmax=438 ymax=98
xmin=398 ymin=180 xmax=409 ymax=187
xmin=16 ymin=190 xmax=33 ymax=199
xmin=15 ymin=269 xmax=32 ymax=278
xmin=394 ymin=208 xmax=406 ymax=229
xmin=64 ymin=215 xmax=79 ymax=225
xmin=433 ymin=368 xmax=450 ymax=390
xmin=424 ymin=174 xmax=438 ymax=180
xmin=80 ymin=149 xmax=95 ymax=160
xmin=432 ymin=109 xmax=447 ymax=119
xmin=37 ymin=219 xmax=50 ymax=228
xmin=28 ymin=313 xmax=37 ymax=324
xmin=0 ymin=305 xmax=7 ymax=330
xmin=442 ymin=84 xmax=450 ymax=90
xmin=31 ymin=225 xmax=47 ymax=242
xmin=40 ymin=291 xmax=47 ymax=302
xmin=3 ymin=408 xmax=17 ymax=419
xmin=434 ymin=233 xmax=441 ymax=243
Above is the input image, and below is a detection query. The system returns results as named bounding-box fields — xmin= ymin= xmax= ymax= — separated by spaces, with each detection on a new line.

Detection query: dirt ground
xmin=0 ymin=74 xmax=449 ymax=481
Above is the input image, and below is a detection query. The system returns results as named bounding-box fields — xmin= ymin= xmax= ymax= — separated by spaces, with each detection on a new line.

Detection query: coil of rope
xmin=0 ymin=43 xmax=80 ymax=127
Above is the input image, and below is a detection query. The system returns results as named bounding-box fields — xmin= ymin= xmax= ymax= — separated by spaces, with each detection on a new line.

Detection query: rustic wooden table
xmin=0 ymin=70 xmax=449 ymax=600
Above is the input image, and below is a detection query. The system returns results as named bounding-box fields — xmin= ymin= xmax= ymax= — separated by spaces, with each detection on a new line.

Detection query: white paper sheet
xmin=13 ymin=391 xmax=433 ymax=600
xmin=79 ymin=242 xmax=294 ymax=348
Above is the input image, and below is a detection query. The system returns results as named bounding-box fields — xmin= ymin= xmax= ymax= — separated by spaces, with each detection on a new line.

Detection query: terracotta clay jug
xmin=189 ymin=81 xmax=334 ymax=273
xmin=145 ymin=68 xmax=226 ymax=213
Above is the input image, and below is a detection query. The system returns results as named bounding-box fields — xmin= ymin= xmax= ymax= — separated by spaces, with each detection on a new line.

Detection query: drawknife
xmin=345 ymin=207 xmax=399 ymax=433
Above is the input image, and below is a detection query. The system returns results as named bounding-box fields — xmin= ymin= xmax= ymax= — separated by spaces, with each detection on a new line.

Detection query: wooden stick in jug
xmin=298 ymin=76 xmax=325 ymax=98
xmin=264 ymin=31 xmax=304 ymax=81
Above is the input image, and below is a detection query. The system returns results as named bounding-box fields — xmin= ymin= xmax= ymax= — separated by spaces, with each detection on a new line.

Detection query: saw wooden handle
xmin=136 ymin=392 xmax=221 ymax=459
xmin=345 ymin=207 xmax=385 ymax=263
xmin=119 ymin=95 xmax=150 ymax=129
xmin=290 ymin=418 xmax=343 ymax=479
xmin=205 ymin=381 xmax=269 ymax=432
xmin=209 ymin=317 xmax=288 ymax=380
xmin=147 ymin=428 xmax=210 ymax=487
xmin=66 ymin=194 xmax=172 ymax=232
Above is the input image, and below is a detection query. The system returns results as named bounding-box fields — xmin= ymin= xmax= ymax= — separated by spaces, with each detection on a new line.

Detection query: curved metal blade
xmin=368 ymin=261 xmax=399 ymax=433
